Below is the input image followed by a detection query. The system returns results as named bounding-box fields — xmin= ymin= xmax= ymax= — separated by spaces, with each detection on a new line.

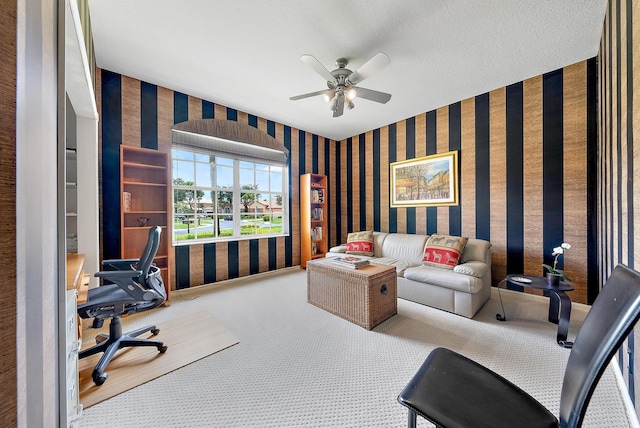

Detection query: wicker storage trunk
xmin=306 ymin=258 xmax=397 ymax=330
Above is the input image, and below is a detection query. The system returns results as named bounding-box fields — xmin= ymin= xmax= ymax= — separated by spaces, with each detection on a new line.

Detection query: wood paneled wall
xmin=1 ymin=1 xmax=17 ymax=425
xmin=97 ymin=70 xmax=334 ymax=290
xmin=332 ymin=61 xmax=597 ymax=304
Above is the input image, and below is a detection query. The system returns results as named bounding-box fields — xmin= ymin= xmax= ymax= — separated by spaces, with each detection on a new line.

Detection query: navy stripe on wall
xmin=175 ymin=246 xmax=190 ymax=289
xmin=505 ymin=83 xmax=524 ymax=275
xmin=284 ymin=126 xmax=292 ymax=266
xmin=335 ymin=141 xmax=342 ymax=241
xmin=101 ymin=69 xmax=122 ymax=260
xmin=346 ymin=138 xmax=353 ymax=233
xmin=586 ymin=57 xmax=598 ymax=303
xmin=203 ymin=243 xmax=216 ymax=284
xmin=542 ymin=69 xmax=564 ymax=270
xmin=312 ymin=135 xmax=318 ymax=174
xmin=268 ymin=237 xmax=277 ymax=271
xmin=388 ymin=125 xmax=397 ymax=233
xmin=475 ymin=93 xmax=491 ymax=241
xmin=228 ymin=241 xmax=239 ymax=279
xmin=250 ymin=239 xmax=259 ymax=274
xmin=202 ymin=100 xmax=214 ymax=119
xmin=227 ymin=108 xmax=237 ymax=121
xmin=140 ymin=82 xmax=158 ymax=149
xmin=174 ymin=92 xmax=188 ymax=124
xmin=425 ymin=111 xmax=437 ymax=234
xmin=248 ymin=114 xmax=258 ymax=128
xmin=299 ymin=130 xmax=306 ymax=174
xmin=405 ymin=118 xmax=416 ymax=233
xmin=448 ymin=103 xmax=462 ymax=236
xmin=359 ymin=134 xmax=367 ymax=231
xmin=373 ymin=129 xmax=381 ymax=231
xmin=324 ymin=138 xmax=331 ymax=245
xmin=625 ymin=0 xmax=634 ymax=271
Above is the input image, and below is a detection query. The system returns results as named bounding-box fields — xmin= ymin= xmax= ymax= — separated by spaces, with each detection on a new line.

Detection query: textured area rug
xmin=78 ymin=269 xmax=636 ymax=427
xmin=79 ymin=310 xmax=238 ymax=408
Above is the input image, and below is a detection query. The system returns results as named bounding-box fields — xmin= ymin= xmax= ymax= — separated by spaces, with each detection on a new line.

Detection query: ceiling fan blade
xmin=347 ymin=52 xmax=390 ymax=85
xmin=289 ymin=89 xmax=331 ymax=101
xmin=301 ymin=54 xmax=336 ymax=82
xmin=333 ymin=95 xmax=345 ymax=117
xmin=352 ymin=87 xmax=392 ymax=104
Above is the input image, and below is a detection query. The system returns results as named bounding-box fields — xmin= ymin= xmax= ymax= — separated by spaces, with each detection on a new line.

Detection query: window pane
xmin=214 ymin=191 xmax=233 ymax=214
xmin=195 ymin=162 xmax=215 ymax=187
xmin=216 ymin=157 xmax=233 ymax=166
xmin=217 ymin=166 xmax=233 ymax=189
xmin=173 ymin=160 xmax=194 ymax=182
xmin=255 ymin=163 xmax=269 ymax=171
xmin=239 ymin=169 xmax=254 ymax=187
xmin=195 ymin=152 xmax=210 ymax=162
xmin=175 ymin=214 xmax=196 ymax=241
xmin=173 ymin=149 xmax=193 ymax=161
xmin=256 ymin=171 xmax=269 ymax=189
xmin=270 ymin=171 xmax=282 ymax=191
xmin=239 ymin=161 xmax=254 ymax=169
xmin=217 ymin=215 xmax=232 ymax=237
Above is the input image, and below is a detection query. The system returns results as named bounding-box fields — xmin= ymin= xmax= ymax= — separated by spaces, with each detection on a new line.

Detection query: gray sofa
xmin=326 ymin=232 xmax=492 ymax=318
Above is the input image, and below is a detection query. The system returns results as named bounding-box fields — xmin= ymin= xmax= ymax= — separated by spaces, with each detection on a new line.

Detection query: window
xmin=172 ymin=146 xmax=288 ymax=244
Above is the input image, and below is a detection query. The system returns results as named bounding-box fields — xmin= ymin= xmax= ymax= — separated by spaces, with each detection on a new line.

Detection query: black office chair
xmin=397 ymin=264 xmax=640 ymax=428
xmin=78 ymin=225 xmax=168 ymax=385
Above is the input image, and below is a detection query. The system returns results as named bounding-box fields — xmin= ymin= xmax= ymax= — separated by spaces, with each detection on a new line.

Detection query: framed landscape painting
xmin=390 ymin=150 xmax=459 ymax=207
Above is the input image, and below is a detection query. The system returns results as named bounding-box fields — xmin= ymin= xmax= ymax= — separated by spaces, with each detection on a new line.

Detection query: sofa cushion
xmin=371 ymin=257 xmax=414 ymax=277
xmin=345 ymin=231 xmax=374 ymax=256
xmin=422 ymin=234 xmax=469 ymax=269
xmin=453 ymin=261 xmax=489 ymax=278
xmin=461 ymin=238 xmax=492 ymax=264
xmin=404 ymin=266 xmax=485 ymax=293
xmin=379 ymin=233 xmax=429 ymax=264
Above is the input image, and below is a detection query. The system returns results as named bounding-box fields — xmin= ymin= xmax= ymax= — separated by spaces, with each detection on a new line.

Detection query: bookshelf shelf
xmin=300 ymin=173 xmax=328 ymax=268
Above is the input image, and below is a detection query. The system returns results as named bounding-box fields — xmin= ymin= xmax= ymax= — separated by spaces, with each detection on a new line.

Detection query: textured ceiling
xmin=88 ymin=0 xmax=607 ymax=141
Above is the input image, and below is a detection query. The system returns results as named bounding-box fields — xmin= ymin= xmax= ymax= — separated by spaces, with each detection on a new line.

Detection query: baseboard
xmin=170 ymin=265 xmax=302 ymax=299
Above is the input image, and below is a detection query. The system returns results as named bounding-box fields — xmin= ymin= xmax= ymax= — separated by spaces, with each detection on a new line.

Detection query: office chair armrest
xmin=101 ymin=258 xmax=139 ymax=271
xmin=94 ymin=269 xmax=162 ymax=302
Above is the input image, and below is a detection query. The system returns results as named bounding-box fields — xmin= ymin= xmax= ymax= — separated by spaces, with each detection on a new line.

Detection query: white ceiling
xmin=88 ymin=0 xmax=607 ymax=141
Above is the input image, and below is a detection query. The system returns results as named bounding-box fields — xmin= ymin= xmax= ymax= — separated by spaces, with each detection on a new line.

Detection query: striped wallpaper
xmin=97 ymin=70 xmax=334 ymax=290
xmin=598 ymin=0 xmax=639 ymax=408
xmin=98 ymin=59 xmax=597 ymax=304
xmin=332 ymin=61 xmax=597 ymax=305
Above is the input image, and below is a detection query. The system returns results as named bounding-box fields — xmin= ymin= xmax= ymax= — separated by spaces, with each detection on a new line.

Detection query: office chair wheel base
xmin=159 ymin=345 xmax=168 ymax=354
xmin=151 ymin=328 xmax=160 ymax=335
xmin=93 ymin=372 xmax=108 ymax=386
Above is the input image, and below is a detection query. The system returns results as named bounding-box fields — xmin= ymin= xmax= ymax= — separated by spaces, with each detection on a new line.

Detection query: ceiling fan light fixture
xmin=346 ymin=98 xmax=355 ymax=110
xmin=329 ymin=94 xmax=339 ymax=111
xmin=346 ymin=88 xmax=357 ymax=100
xmin=323 ymin=93 xmax=331 ymax=103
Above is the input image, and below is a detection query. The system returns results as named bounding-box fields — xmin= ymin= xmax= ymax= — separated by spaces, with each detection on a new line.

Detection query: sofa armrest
xmin=453 ymin=261 xmax=489 ymax=278
xmin=329 ymin=244 xmax=347 ymax=253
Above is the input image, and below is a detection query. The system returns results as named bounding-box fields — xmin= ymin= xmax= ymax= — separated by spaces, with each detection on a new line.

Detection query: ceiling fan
xmin=290 ymin=52 xmax=392 ymax=118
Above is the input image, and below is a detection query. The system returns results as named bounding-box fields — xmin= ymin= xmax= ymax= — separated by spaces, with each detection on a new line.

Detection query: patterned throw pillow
xmin=422 ymin=234 xmax=469 ymax=269
xmin=345 ymin=231 xmax=374 ymax=256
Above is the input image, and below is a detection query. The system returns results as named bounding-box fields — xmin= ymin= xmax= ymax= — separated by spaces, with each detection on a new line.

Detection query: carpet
xmin=78 ymin=310 xmax=238 ymax=408
xmin=77 ymin=269 xmax=636 ymax=427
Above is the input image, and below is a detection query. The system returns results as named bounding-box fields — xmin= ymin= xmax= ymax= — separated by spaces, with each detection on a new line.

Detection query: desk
xmin=496 ymin=274 xmax=574 ymax=348
xmin=65 ymin=253 xmax=89 ymax=424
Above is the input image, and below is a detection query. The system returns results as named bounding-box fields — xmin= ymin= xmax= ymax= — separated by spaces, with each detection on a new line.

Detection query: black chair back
xmin=137 ymin=225 xmax=161 ymax=278
xmin=560 ymin=264 xmax=640 ymax=427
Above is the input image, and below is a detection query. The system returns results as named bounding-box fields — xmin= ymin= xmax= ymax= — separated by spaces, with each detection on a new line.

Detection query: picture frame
xmin=390 ymin=150 xmax=459 ymax=207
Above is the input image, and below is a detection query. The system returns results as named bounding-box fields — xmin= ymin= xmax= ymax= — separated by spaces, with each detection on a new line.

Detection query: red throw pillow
xmin=422 ymin=234 xmax=468 ymax=269
xmin=345 ymin=231 xmax=374 ymax=256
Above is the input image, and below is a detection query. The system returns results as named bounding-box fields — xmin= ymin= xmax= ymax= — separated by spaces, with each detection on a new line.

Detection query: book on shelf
xmin=311 ymin=189 xmax=325 ymax=203
xmin=331 ymin=256 xmax=370 ymax=269
xmin=311 ymin=226 xmax=323 ymax=241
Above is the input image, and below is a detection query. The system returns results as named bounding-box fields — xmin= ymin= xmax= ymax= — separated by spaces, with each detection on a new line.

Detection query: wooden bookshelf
xmin=300 ymin=173 xmax=328 ymax=268
xmin=120 ymin=146 xmax=171 ymax=300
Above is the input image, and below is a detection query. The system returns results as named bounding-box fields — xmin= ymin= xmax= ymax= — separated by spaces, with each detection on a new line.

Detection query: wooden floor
xmin=78 ymin=310 xmax=238 ymax=408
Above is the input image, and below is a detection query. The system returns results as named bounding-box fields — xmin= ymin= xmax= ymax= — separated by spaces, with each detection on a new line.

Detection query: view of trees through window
xmin=172 ymin=148 xmax=287 ymax=243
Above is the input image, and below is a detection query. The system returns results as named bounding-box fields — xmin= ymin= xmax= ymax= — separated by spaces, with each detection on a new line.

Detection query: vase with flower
xmin=543 ymin=243 xmax=572 ymax=286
